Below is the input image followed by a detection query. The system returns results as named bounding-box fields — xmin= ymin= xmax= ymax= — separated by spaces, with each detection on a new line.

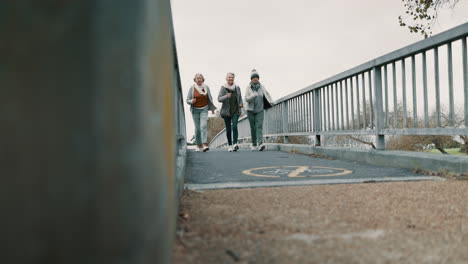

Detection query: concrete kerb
xmin=230 ymin=143 xmax=468 ymax=174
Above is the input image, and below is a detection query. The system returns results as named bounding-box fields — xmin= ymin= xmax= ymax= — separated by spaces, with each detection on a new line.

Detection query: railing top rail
xmin=275 ymin=22 xmax=468 ymax=103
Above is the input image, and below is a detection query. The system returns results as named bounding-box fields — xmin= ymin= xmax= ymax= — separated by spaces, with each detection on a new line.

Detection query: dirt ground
xmin=173 ymin=180 xmax=468 ymax=264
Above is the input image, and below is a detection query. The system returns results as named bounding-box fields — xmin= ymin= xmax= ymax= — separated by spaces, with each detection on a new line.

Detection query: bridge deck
xmin=185 ymin=148 xmax=442 ymax=190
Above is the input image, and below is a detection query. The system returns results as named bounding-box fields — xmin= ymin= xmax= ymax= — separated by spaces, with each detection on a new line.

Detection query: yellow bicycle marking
xmin=242 ymin=166 xmax=353 ymax=178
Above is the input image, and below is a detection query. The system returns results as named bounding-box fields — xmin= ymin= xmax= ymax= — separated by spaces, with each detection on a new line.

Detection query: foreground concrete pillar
xmin=0 ymin=1 xmax=180 ymax=263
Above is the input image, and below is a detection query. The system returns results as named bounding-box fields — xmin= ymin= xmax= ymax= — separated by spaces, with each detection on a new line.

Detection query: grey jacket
xmin=217 ymin=85 xmax=243 ymax=118
xmin=186 ymin=85 xmax=217 ymax=112
xmin=244 ymin=83 xmax=274 ymax=113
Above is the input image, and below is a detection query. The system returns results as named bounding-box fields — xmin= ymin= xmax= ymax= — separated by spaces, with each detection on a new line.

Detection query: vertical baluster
xmin=314 ymin=89 xmax=321 ymax=145
xmin=292 ymin=97 xmax=295 ymax=132
xmin=345 ymin=79 xmax=349 ymax=130
xmin=278 ymin=105 xmax=281 ymax=134
xmin=402 ymin=59 xmax=408 ymax=128
xmin=296 ymin=97 xmax=300 ymax=132
xmin=304 ymin=92 xmax=307 ymax=132
xmin=335 ymin=83 xmax=339 ymax=130
xmin=271 ymin=106 xmax=274 ymax=134
xmin=412 ymin=55 xmax=418 ymax=128
xmin=434 ymin=47 xmax=441 ymax=127
xmin=361 ymin=73 xmax=367 ymax=129
xmin=310 ymin=91 xmax=314 ymax=132
xmin=298 ymin=96 xmax=301 ymax=132
xmin=300 ymin=96 xmax=303 ymax=132
xmin=292 ymin=98 xmax=297 ymax=132
xmin=423 ymin=51 xmax=429 ymax=128
xmin=317 ymin=89 xmax=320 ymax=132
xmin=302 ymin=94 xmax=306 ymax=133
xmin=448 ymin=42 xmax=455 ymax=126
xmin=356 ymin=76 xmax=361 ymax=129
xmin=288 ymin=100 xmax=291 ymax=132
xmin=326 ymin=85 xmax=330 ymax=131
xmin=322 ymin=88 xmax=326 ymax=131
xmin=307 ymin=92 xmax=310 ymax=132
xmin=297 ymin=97 xmax=300 ymax=132
xmin=306 ymin=94 xmax=309 ymax=132
xmin=296 ymin=96 xmax=299 ymax=133
xmin=463 ymin=37 xmax=468 ymax=128
xmin=368 ymin=71 xmax=374 ymax=128
xmin=281 ymin=104 xmax=284 ymax=134
xmin=331 ymin=84 xmax=335 ymax=131
xmin=301 ymin=95 xmax=305 ymax=132
xmin=340 ymin=81 xmax=344 ymax=130
xmin=350 ymin=77 xmax=355 ymax=129
xmin=272 ymin=105 xmax=279 ymax=134
xmin=303 ymin=94 xmax=306 ymax=132
xmin=282 ymin=101 xmax=289 ymax=143
xmin=393 ymin=61 xmax=398 ymax=128
xmin=384 ymin=64 xmax=389 ymax=128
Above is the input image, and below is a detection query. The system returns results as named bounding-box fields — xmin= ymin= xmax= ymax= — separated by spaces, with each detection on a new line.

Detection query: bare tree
xmin=399 ymin=0 xmax=460 ymax=38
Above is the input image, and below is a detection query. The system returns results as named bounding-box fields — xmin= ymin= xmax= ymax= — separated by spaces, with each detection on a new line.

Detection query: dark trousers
xmin=247 ymin=110 xmax=264 ymax=146
xmin=223 ymin=113 xmax=240 ymax=146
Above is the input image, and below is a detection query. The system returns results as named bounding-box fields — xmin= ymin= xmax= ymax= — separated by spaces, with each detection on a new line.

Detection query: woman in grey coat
xmin=244 ymin=69 xmax=274 ymax=151
xmin=186 ymin=73 xmax=217 ymax=152
xmin=218 ymin=72 xmax=243 ymax=152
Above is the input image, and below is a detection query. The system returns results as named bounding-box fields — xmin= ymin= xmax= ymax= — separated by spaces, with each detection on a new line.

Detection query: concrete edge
xmin=185 ymin=176 xmax=444 ymax=190
xmin=176 ymin=140 xmax=187 ymax=200
xmin=230 ymin=143 xmax=468 ymax=174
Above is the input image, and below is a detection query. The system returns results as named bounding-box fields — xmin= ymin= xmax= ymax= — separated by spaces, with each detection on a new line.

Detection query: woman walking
xmin=218 ymin=72 xmax=243 ymax=152
xmin=244 ymin=69 xmax=274 ymax=151
xmin=186 ymin=73 xmax=217 ymax=152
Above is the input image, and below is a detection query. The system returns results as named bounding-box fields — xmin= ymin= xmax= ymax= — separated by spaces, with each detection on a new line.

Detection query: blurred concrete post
xmin=373 ymin=66 xmax=385 ymax=150
xmin=0 ymin=1 xmax=181 ymax=263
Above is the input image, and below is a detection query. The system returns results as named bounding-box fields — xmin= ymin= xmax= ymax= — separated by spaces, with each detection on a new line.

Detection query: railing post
xmin=373 ymin=66 xmax=385 ymax=150
xmin=313 ymin=89 xmax=321 ymax=146
xmin=282 ymin=100 xmax=289 ymax=143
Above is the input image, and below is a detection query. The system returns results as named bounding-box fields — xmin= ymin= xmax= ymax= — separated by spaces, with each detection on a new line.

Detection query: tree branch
xmin=347 ymin=136 xmax=376 ymax=149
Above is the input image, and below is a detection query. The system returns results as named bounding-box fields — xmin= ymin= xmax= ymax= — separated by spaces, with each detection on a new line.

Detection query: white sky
xmin=171 ymin=0 xmax=468 ymax=139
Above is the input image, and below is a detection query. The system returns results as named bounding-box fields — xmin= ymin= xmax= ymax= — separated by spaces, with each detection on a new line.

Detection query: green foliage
xmin=399 ymin=0 xmax=459 ymax=38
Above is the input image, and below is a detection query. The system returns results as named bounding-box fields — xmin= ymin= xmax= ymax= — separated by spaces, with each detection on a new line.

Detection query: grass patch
xmin=429 ymin=148 xmax=466 ymax=155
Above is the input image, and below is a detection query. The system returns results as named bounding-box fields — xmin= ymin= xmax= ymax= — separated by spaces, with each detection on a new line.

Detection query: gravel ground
xmin=173 ymin=180 xmax=468 ymax=264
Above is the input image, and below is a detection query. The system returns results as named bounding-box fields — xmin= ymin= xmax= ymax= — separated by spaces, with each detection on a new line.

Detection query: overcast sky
xmin=171 ymin=0 xmax=468 ymax=139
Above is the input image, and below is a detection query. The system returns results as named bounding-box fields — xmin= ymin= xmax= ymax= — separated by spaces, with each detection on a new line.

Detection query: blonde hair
xmin=193 ymin=73 xmax=205 ymax=82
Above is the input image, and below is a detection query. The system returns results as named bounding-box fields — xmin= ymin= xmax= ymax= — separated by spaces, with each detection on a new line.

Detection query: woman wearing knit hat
xmin=218 ymin=72 xmax=244 ymax=152
xmin=186 ymin=73 xmax=217 ymax=152
xmin=244 ymin=69 xmax=274 ymax=151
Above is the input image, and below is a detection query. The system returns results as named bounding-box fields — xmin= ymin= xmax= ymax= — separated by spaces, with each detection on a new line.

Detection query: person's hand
xmin=192 ymin=98 xmax=196 ymax=103
xmin=210 ymin=110 xmax=215 ymax=115
xmin=239 ymin=103 xmax=243 ymax=108
xmin=226 ymin=93 xmax=232 ymax=98
xmin=253 ymin=92 xmax=258 ymax=96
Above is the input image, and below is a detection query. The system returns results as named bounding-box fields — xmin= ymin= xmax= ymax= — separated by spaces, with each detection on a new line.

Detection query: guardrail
xmin=210 ymin=22 xmax=468 ymax=149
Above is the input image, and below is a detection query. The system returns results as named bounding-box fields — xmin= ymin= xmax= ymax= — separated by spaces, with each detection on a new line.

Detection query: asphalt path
xmin=185 ymin=149 xmax=442 ymax=190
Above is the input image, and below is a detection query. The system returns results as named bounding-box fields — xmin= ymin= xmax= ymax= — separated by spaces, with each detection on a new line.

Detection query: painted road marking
xmin=242 ymin=166 xmax=353 ymax=178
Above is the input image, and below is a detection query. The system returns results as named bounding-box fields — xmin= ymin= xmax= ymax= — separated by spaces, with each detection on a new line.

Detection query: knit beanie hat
xmin=250 ymin=69 xmax=260 ymax=80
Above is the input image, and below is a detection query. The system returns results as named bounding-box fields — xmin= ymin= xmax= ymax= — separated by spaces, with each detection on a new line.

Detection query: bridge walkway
xmin=185 ymin=147 xmax=441 ymax=190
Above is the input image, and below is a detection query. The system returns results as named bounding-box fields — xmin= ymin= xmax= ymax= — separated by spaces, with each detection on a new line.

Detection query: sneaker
xmin=251 ymin=146 xmax=257 ymax=151
xmin=203 ymin=145 xmax=209 ymax=152
xmin=195 ymin=147 xmax=200 ymax=152
xmin=259 ymin=144 xmax=265 ymax=151
xmin=233 ymin=144 xmax=239 ymax=152
xmin=228 ymin=145 xmax=233 ymax=152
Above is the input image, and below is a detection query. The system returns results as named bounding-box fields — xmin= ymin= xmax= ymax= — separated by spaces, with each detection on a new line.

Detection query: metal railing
xmin=210 ymin=22 xmax=468 ymax=149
